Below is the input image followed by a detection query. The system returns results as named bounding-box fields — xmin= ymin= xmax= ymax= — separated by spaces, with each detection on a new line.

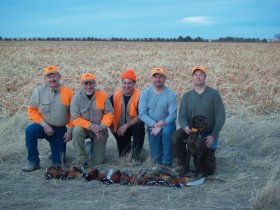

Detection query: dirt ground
xmin=0 ymin=113 xmax=280 ymax=210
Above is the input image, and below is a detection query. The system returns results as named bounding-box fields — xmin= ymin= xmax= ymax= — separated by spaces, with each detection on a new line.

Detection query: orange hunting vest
xmin=112 ymin=88 xmax=140 ymax=133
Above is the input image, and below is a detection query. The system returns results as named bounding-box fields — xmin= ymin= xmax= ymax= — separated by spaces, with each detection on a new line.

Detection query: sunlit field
xmin=0 ymin=41 xmax=279 ymax=209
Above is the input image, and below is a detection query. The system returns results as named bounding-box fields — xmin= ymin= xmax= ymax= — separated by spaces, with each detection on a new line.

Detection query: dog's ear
xmin=198 ymin=115 xmax=205 ymax=122
xmin=200 ymin=116 xmax=208 ymax=128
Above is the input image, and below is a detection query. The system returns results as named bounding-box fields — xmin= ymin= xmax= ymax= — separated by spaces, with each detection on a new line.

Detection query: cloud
xmin=181 ymin=16 xmax=213 ymax=25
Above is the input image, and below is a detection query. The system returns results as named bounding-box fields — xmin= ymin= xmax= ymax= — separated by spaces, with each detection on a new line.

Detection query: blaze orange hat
xmin=121 ymin=69 xmax=137 ymax=82
xmin=80 ymin=73 xmax=96 ymax=83
xmin=151 ymin=67 xmax=166 ymax=76
xmin=44 ymin=66 xmax=59 ymax=76
xmin=191 ymin=66 xmax=207 ymax=74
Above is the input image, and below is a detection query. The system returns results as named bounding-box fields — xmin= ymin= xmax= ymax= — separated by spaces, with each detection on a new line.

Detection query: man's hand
xmin=184 ymin=126 xmax=192 ymax=135
xmin=150 ymin=127 xmax=162 ymax=136
xmin=63 ymin=131 xmax=72 ymax=142
xmin=90 ymin=124 xmax=104 ymax=141
xmin=95 ymin=132 xmax=104 ymax=141
xmin=154 ymin=120 xmax=166 ymax=128
xmin=205 ymin=135 xmax=214 ymax=148
xmin=43 ymin=124 xmax=55 ymax=136
xmin=91 ymin=124 xmax=103 ymax=133
xmin=117 ymin=124 xmax=128 ymax=137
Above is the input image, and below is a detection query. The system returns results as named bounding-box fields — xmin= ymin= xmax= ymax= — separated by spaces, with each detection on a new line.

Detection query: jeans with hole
xmin=25 ymin=123 xmax=66 ymax=165
xmin=147 ymin=123 xmax=176 ymax=166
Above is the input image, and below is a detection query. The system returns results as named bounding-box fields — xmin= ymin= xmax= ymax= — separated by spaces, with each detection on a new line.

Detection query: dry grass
xmin=0 ymin=41 xmax=279 ymax=117
xmin=0 ymin=41 xmax=280 ymax=209
xmin=251 ymin=164 xmax=280 ymax=210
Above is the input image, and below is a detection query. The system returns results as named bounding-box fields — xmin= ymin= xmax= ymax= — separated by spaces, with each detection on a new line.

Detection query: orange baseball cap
xmin=191 ymin=66 xmax=207 ymax=74
xmin=151 ymin=67 xmax=166 ymax=76
xmin=121 ymin=69 xmax=137 ymax=82
xmin=44 ymin=66 xmax=59 ymax=76
xmin=80 ymin=73 xmax=96 ymax=83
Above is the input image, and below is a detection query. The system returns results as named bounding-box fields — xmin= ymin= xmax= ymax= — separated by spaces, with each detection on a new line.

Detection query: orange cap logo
xmin=191 ymin=66 xmax=207 ymax=74
xmin=80 ymin=73 xmax=96 ymax=83
xmin=44 ymin=66 xmax=59 ymax=76
xmin=151 ymin=67 xmax=166 ymax=76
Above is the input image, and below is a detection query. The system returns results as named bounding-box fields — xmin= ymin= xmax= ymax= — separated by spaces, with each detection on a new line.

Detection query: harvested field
xmin=0 ymin=41 xmax=279 ymax=210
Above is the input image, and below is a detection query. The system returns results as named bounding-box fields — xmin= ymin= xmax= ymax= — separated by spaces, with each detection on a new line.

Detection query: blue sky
xmin=0 ymin=0 xmax=279 ymax=39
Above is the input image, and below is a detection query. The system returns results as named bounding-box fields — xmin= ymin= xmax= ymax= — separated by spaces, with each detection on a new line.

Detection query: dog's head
xmin=190 ymin=115 xmax=208 ymax=132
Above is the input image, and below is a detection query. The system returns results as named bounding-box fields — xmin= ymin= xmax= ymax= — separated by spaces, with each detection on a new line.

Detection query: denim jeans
xmin=25 ymin=123 xmax=67 ymax=165
xmin=147 ymin=123 xmax=176 ymax=165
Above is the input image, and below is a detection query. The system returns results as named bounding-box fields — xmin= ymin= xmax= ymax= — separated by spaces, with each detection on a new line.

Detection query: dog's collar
xmin=191 ymin=128 xmax=200 ymax=133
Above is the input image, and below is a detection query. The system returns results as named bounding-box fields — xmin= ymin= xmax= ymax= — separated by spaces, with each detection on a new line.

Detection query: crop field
xmin=0 ymin=41 xmax=279 ymax=210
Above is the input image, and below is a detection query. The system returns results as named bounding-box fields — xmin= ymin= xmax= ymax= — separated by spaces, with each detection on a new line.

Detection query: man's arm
xmin=117 ymin=116 xmax=141 ymax=136
xmin=100 ymin=97 xmax=114 ymax=128
xmin=211 ymin=91 xmax=226 ymax=139
xmin=70 ymin=94 xmax=92 ymax=130
xmin=178 ymin=93 xmax=190 ymax=129
xmin=164 ymin=91 xmax=177 ymax=125
xmin=138 ymin=90 xmax=156 ymax=127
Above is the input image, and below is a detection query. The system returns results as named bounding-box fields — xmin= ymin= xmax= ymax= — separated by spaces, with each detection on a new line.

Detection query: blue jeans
xmin=25 ymin=123 xmax=67 ymax=165
xmin=147 ymin=123 xmax=176 ymax=165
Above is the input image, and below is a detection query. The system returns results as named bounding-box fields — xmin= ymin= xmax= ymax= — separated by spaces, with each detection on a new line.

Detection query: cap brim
xmin=192 ymin=69 xmax=206 ymax=74
xmin=82 ymin=79 xmax=95 ymax=84
xmin=152 ymin=72 xmax=166 ymax=76
xmin=44 ymin=72 xmax=59 ymax=76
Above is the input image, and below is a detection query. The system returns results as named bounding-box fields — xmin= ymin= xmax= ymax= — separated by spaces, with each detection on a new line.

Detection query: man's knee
xmin=25 ymin=123 xmax=44 ymax=140
xmin=25 ymin=123 xmax=38 ymax=134
xmin=72 ymin=126 xmax=86 ymax=138
xmin=132 ymin=122 xmax=145 ymax=133
xmin=161 ymin=124 xmax=176 ymax=138
xmin=171 ymin=129 xmax=184 ymax=143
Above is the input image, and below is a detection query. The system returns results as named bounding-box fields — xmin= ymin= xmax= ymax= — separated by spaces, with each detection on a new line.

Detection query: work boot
xmin=21 ymin=163 xmax=41 ymax=172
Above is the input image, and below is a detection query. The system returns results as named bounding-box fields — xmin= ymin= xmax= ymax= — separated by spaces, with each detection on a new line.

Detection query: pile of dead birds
xmin=45 ymin=165 xmax=205 ymax=188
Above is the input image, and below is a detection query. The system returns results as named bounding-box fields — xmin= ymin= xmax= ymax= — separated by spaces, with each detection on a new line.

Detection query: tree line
xmin=0 ymin=35 xmax=269 ymax=43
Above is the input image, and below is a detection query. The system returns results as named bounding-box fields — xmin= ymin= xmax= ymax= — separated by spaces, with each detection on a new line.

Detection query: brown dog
xmin=186 ymin=115 xmax=216 ymax=177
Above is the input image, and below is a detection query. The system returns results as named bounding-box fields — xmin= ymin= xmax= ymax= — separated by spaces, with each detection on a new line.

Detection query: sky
xmin=0 ymin=0 xmax=279 ymax=40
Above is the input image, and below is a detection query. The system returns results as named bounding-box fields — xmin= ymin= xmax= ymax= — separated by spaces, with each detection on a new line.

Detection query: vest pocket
xmin=39 ymin=101 xmax=51 ymax=114
xmin=94 ymin=109 xmax=104 ymax=123
xmin=81 ymin=107 xmax=91 ymax=120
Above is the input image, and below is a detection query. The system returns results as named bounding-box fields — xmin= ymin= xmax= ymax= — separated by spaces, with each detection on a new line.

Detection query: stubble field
xmin=0 ymin=41 xmax=279 ymax=210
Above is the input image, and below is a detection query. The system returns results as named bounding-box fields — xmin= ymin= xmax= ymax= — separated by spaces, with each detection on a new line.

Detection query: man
xmin=22 ymin=66 xmax=73 ymax=172
xmin=139 ymin=67 xmax=177 ymax=170
xmin=70 ymin=73 xmax=114 ymax=166
xmin=110 ymin=69 xmax=145 ymax=164
xmin=172 ymin=66 xmax=225 ymax=175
